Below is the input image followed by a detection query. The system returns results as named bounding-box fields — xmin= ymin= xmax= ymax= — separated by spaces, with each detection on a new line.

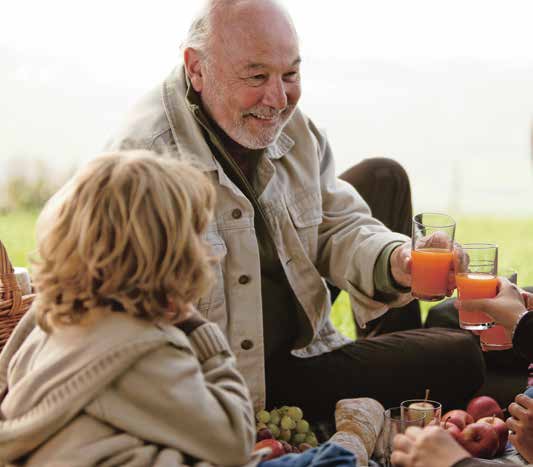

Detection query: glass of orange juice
xmin=411 ymin=213 xmax=456 ymax=301
xmin=479 ymin=267 xmax=516 ymax=351
xmin=455 ymin=243 xmax=498 ymax=330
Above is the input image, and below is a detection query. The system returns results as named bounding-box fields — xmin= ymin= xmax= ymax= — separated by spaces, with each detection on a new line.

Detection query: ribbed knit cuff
xmin=188 ymin=322 xmax=231 ymax=363
xmin=374 ymin=241 xmax=411 ymax=295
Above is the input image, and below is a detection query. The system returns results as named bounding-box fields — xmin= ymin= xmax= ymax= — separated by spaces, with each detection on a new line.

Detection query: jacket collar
xmin=161 ymin=66 xmax=294 ymax=169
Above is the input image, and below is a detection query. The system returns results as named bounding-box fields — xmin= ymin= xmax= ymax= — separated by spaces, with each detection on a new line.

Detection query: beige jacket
xmin=0 ymin=308 xmax=256 ymax=466
xmin=107 ymin=66 xmax=412 ymax=409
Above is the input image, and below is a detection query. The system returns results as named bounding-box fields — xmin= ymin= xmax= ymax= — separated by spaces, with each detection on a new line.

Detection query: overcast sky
xmin=2 ymin=1 xmax=533 ymax=214
xmin=3 ymin=0 xmax=533 ymax=83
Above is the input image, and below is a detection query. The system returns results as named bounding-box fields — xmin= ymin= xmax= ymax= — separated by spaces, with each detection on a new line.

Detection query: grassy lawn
xmin=1 ymin=209 xmax=532 ymax=340
xmin=0 ymin=210 xmax=39 ymax=269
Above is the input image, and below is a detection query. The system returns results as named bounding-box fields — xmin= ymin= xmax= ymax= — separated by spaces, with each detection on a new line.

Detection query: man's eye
xmin=247 ymin=74 xmax=266 ymax=83
xmin=283 ymin=71 xmax=299 ymax=82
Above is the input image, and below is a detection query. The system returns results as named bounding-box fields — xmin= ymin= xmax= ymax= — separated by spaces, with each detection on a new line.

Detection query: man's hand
xmin=507 ymin=394 xmax=533 ymax=463
xmin=391 ymin=426 xmax=471 ymax=467
xmin=392 ymin=234 xmax=457 ymax=295
xmin=390 ymin=242 xmax=412 ymax=288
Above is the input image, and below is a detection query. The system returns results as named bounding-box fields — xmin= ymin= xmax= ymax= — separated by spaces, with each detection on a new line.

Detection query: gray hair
xmin=180 ymin=1 xmax=213 ymax=55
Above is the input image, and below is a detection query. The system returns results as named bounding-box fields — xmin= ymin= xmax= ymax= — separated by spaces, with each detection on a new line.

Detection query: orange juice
xmin=480 ymin=324 xmax=512 ymax=351
xmin=456 ymin=272 xmax=497 ymax=329
xmin=411 ymin=248 xmax=453 ymax=300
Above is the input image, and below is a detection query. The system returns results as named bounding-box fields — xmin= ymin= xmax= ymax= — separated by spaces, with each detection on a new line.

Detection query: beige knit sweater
xmin=0 ymin=307 xmax=257 ymax=466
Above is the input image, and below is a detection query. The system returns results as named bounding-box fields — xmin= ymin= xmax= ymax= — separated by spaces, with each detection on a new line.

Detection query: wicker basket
xmin=0 ymin=240 xmax=36 ymax=352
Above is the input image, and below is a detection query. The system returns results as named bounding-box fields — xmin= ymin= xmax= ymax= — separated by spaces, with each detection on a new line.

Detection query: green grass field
xmin=1 ymin=210 xmax=532 ymax=340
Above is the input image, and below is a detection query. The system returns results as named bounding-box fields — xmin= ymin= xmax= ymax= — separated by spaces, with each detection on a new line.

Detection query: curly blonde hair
xmin=32 ymin=150 xmax=216 ymax=332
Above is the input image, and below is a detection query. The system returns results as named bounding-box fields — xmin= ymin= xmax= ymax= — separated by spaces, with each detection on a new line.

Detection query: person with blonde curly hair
xmin=0 ymin=150 xmax=256 ymax=466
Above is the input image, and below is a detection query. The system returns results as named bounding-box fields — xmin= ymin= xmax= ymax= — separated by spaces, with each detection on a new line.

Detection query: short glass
xmin=383 ymin=407 xmax=425 ymax=467
xmin=400 ymin=399 xmax=442 ymax=426
xmin=455 ymin=243 xmax=498 ymax=330
xmin=479 ymin=267 xmax=516 ymax=351
xmin=411 ymin=213 xmax=456 ymax=301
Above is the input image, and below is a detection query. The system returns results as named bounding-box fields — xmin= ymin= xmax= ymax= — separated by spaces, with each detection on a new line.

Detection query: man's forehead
xmin=210 ymin=0 xmax=300 ymax=65
xmin=241 ymin=57 xmax=302 ymax=70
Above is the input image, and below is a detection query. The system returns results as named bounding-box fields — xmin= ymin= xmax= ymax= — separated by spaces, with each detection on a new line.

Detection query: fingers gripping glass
xmin=454 ymin=243 xmax=498 ymax=331
xmin=411 ymin=213 xmax=456 ymax=301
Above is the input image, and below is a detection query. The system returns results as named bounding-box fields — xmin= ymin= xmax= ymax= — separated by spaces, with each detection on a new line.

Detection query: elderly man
xmin=108 ymin=0 xmax=484 ymax=421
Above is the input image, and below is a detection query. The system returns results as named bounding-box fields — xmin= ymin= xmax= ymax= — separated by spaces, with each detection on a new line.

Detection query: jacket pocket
xmin=286 ymin=191 xmax=322 ymax=262
xmin=197 ymin=231 xmax=228 ymax=333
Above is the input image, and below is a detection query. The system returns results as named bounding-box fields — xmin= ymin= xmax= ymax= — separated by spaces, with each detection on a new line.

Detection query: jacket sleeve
xmin=86 ymin=322 xmax=255 ymax=466
xmin=309 ymin=120 xmax=413 ymax=327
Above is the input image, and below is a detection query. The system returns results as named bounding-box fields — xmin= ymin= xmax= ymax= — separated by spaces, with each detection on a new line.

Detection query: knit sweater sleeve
xmin=86 ymin=322 xmax=255 ymax=466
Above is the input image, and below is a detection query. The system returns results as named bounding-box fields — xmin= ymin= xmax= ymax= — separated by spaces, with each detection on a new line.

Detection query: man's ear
xmin=184 ymin=48 xmax=204 ymax=93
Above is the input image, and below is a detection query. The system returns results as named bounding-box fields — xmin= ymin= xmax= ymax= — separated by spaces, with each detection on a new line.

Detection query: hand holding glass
xmin=455 ymin=243 xmax=498 ymax=330
xmin=411 ymin=213 xmax=456 ymax=301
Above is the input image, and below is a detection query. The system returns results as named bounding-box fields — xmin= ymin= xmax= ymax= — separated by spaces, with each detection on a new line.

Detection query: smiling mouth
xmin=247 ymin=113 xmax=278 ymax=121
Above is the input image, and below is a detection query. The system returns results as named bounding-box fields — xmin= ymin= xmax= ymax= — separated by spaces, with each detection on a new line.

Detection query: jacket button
xmin=238 ymin=275 xmax=250 ymax=285
xmin=241 ymin=339 xmax=254 ymax=350
xmin=232 ymin=209 xmax=242 ymax=219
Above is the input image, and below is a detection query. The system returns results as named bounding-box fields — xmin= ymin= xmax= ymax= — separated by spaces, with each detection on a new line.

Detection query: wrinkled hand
xmin=507 ymin=394 xmax=533 ymax=463
xmin=390 ymin=242 xmax=412 ymax=288
xmin=391 ymin=234 xmax=456 ymax=294
xmin=454 ymin=277 xmax=526 ymax=332
xmin=391 ymin=426 xmax=471 ymax=467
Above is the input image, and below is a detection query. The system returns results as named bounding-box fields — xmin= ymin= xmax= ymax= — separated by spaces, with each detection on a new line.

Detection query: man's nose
xmin=263 ymin=77 xmax=288 ymax=110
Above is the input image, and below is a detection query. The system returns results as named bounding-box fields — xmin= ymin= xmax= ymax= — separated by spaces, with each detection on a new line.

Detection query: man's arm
xmin=309 ymin=120 xmax=413 ymax=326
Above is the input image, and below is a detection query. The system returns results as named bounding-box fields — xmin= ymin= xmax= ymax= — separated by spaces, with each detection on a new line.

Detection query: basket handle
xmin=0 ymin=240 xmax=23 ymax=313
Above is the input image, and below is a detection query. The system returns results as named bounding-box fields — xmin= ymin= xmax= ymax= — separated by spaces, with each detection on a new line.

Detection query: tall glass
xmin=479 ymin=267 xmax=516 ymax=351
xmin=455 ymin=243 xmax=498 ymax=330
xmin=383 ymin=407 xmax=425 ymax=467
xmin=411 ymin=213 xmax=456 ymax=301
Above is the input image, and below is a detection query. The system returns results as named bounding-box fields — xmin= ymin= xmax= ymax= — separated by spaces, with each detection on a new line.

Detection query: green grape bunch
xmin=254 ymin=405 xmax=319 ymax=451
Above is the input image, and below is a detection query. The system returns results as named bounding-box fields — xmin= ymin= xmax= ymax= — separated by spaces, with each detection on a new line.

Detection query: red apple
xmin=442 ymin=409 xmax=474 ymax=430
xmin=254 ymin=439 xmax=285 ymax=460
xmin=477 ymin=416 xmax=509 ymax=456
xmin=440 ymin=419 xmax=462 ymax=443
xmin=467 ymin=396 xmax=504 ymax=421
xmin=457 ymin=422 xmax=499 ymax=459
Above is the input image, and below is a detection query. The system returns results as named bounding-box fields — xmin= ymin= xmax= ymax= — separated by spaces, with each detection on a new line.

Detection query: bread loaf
xmin=334 ymin=398 xmax=384 ymax=457
xmin=329 ymin=430 xmax=368 ymax=466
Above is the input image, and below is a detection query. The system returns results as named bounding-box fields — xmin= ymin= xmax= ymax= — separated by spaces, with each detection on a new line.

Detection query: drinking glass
xmin=411 ymin=213 xmax=456 ymax=301
xmin=479 ymin=267 xmax=516 ymax=351
xmin=383 ymin=407 xmax=425 ymax=467
xmin=455 ymin=243 xmax=498 ymax=330
xmin=400 ymin=399 xmax=442 ymax=426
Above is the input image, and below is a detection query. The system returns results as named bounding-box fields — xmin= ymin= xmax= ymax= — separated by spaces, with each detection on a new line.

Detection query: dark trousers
xmin=266 ymin=158 xmax=485 ymax=423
